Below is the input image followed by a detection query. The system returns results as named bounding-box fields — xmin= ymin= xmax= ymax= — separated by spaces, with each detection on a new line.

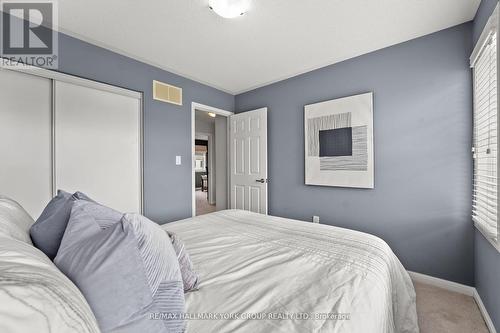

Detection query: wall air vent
xmin=153 ymin=80 xmax=182 ymax=106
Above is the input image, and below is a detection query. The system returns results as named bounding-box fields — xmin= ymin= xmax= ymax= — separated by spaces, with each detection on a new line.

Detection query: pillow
xmin=72 ymin=191 xmax=95 ymax=202
xmin=55 ymin=203 xmax=185 ymax=333
xmin=0 ymin=195 xmax=35 ymax=244
xmin=29 ymin=190 xmax=75 ymax=259
xmin=67 ymin=199 xmax=123 ymax=230
xmin=0 ymin=235 xmax=100 ymax=333
xmin=167 ymin=231 xmax=199 ymax=292
xmin=29 ymin=190 xmax=103 ymax=259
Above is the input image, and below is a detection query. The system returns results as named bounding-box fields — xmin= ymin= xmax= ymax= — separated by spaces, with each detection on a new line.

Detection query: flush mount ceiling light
xmin=209 ymin=0 xmax=250 ymax=19
xmin=208 ymin=112 xmax=216 ymax=118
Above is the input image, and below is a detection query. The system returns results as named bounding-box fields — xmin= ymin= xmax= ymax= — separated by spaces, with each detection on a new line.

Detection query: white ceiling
xmin=57 ymin=0 xmax=480 ymax=94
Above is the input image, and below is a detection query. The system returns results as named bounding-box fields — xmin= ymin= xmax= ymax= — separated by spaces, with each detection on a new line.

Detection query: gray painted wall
xmin=57 ymin=33 xmax=234 ymax=223
xmin=473 ymin=0 xmax=499 ymax=43
xmin=473 ymin=0 xmax=500 ymax=330
xmin=475 ymin=230 xmax=500 ymax=329
xmin=235 ymin=23 xmax=474 ymax=285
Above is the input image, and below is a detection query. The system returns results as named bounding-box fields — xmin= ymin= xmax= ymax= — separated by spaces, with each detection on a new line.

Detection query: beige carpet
xmin=415 ymin=282 xmax=489 ymax=333
xmin=195 ymin=189 xmax=216 ymax=216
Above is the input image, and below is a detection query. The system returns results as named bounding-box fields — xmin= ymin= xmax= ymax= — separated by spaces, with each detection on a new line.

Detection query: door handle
xmin=256 ymin=178 xmax=268 ymax=183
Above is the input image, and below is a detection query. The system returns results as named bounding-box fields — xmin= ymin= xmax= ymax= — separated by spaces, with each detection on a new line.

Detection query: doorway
xmin=191 ymin=103 xmax=233 ymax=216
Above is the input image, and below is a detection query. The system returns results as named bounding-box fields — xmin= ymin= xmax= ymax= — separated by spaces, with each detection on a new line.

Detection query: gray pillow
xmin=29 ymin=190 xmax=107 ymax=259
xmin=69 ymin=199 xmax=122 ymax=230
xmin=55 ymin=202 xmax=185 ymax=333
xmin=167 ymin=232 xmax=199 ymax=292
xmin=72 ymin=191 xmax=96 ymax=202
xmin=30 ymin=190 xmax=74 ymax=259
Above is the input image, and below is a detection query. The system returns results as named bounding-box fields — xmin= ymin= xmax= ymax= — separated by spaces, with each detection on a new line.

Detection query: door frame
xmin=191 ymin=102 xmax=233 ymax=217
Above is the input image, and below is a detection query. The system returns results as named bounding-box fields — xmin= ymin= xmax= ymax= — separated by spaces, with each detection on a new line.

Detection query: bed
xmin=0 ymin=196 xmax=418 ymax=333
xmin=163 ymin=210 xmax=419 ymax=333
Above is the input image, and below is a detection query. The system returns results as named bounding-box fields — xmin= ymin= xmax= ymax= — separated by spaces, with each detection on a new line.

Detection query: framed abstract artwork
xmin=304 ymin=92 xmax=374 ymax=188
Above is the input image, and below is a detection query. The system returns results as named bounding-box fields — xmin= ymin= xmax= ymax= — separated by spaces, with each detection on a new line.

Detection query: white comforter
xmin=0 ymin=196 xmax=100 ymax=333
xmin=164 ymin=210 xmax=419 ymax=333
xmin=0 ymin=235 xmax=100 ymax=333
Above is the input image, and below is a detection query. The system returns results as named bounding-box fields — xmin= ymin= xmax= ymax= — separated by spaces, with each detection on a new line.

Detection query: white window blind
xmin=472 ymin=31 xmax=498 ymax=242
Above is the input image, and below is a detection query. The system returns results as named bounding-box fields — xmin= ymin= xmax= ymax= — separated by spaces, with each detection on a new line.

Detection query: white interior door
xmin=54 ymin=80 xmax=142 ymax=213
xmin=229 ymin=108 xmax=268 ymax=214
xmin=0 ymin=69 xmax=52 ymax=218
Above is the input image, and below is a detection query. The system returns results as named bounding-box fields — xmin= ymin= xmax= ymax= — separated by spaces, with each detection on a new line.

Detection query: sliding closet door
xmin=54 ymin=81 xmax=142 ymax=213
xmin=0 ymin=70 xmax=52 ymax=218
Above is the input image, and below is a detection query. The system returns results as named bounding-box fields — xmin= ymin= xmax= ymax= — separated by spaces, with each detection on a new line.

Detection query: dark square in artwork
xmin=319 ymin=127 xmax=353 ymax=157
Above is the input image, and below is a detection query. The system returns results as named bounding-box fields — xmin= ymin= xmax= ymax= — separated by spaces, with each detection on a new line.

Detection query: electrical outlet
xmin=312 ymin=216 xmax=320 ymax=223
xmin=175 ymin=156 xmax=182 ymax=165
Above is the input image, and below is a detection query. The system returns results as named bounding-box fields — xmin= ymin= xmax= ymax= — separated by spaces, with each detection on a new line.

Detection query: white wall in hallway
xmin=215 ymin=116 xmax=227 ymax=210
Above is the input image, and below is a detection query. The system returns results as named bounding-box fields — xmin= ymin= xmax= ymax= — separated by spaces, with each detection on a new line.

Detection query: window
xmin=194 ymin=153 xmax=207 ymax=172
xmin=471 ymin=5 xmax=499 ymax=249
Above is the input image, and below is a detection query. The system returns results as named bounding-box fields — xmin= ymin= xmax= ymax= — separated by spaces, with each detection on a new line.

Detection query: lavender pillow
xmin=55 ymin=205 xmax=185 ymax=333
xmin=168 ymin=232 xmax=199 ymax=292
xmin=30 ymin=190 xmax=73 ymax=259
xmin=30 ymin=191 xmax=113 ymax=259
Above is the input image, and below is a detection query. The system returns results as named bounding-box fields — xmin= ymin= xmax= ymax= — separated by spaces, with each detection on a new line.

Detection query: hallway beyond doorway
xmin=195 ymin=189 xmax=216 ymax=215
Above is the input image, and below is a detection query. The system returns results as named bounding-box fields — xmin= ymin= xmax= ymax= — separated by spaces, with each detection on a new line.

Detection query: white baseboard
xmin=408 ymin=271 xmax=497 ymax=333
xmin=408 ymin=271 xmax=474 ymax=296
xmin=473 ymin=289 xmax=498 ymax=333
